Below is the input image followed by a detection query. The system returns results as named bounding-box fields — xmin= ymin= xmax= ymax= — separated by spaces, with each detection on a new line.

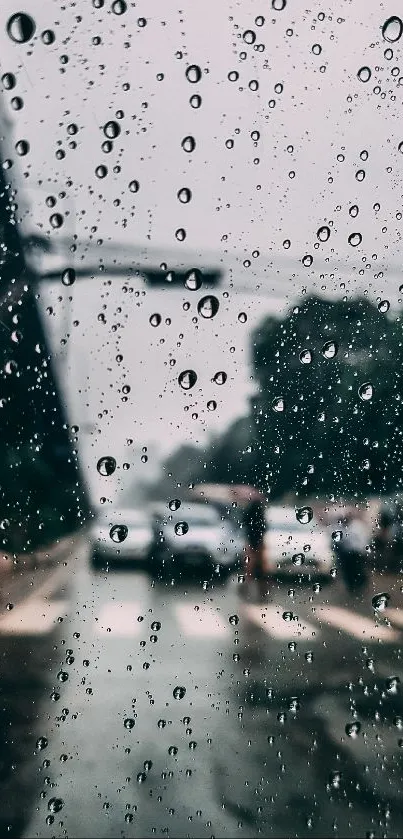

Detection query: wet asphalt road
xmin=1 ymin=540 xmax=403 ymax=838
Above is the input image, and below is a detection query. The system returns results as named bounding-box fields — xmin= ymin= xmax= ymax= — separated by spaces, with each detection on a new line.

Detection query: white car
xmin=90 ymin=508 xmax=154 ymax=568
xmin=151 ymin=502 xmax=244 ymax=577
xmin=263 ymin=506 xmax=335 ymax=580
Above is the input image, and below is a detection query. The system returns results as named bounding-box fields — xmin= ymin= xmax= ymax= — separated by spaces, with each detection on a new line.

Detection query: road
xmin=0 ymin=539 xmax=403 ymax=838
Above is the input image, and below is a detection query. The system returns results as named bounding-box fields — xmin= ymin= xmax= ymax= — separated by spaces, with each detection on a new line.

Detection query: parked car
xmin=90 ymin=507 xmax=154 ymax=568
xmin=151 ymin=501 xmax=244 ymax=577
xmin=263 ymin=505 xmax=335 ymax=580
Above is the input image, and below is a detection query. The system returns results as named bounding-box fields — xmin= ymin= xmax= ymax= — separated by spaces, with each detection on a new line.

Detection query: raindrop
xmin=228 ymin=70 xmax=239 ymax=82
xmin=378 ymin=299 xmax=390 ymax=313
xmin=173 ymin=686 xmax=186 ymax=699
xmin=317 ymin=225 xmax=330 ymax=242
xmin=299 ymin=349 xmax=312 ymax=365
xmin=322 ymin=340 xmax=338 ymax=359
xmin=7 ymin=12 xmax=36 ymax=43
xmin=355 ymin=169 xmax=365 ymax=181
xmin=213 ymin=371 xmax=227 ymax=385
xmin=178 ymin=369 xmax=197 ymax=390
xmin=104 ymin=120 xmax=120 ymax=139
xmin=175 ymin=521 xmax=189 ymax=536
xmin=124 ymin=718 xmax=135 ymax=729
xmin=292 ymin=553 xmax=305 ymax=566
xmin=149 ymin=313 xmax=161 ymax=327
xmin=181 ymin=136 xmax=196 ymax=153
xmin=112 ymin=0 xmax=127 ymax=14
xmin=184 ymin=269 xmax=202 ymax=290
xmin=36 ymin=737 xmax=48 ymax=751
xmin=357 ymin=66 xmax=371 ymax=82
xmin=272 ymin=397 xmax=285 ymax=412
xmin=95 ymin=165 xmax=108 ymax=179
xmin=15 ymin=140 xmax=29 ymax=156
xmin=57 ymin=671 xmax=69 ymax=682
xmin=197 ymin=295 xmax=219 ymax=318
xmin=282 ymin=611 xmax=293 ymax=621
xmin=129 ymin=180 xmax=140 ymax=193
xmin=238 ymin=312 xmax=247 ymax=323
xmin=50 ymin=213 xmax=64 ymax=229
xmin=382 ymin=15 xmax=403 ymax=43
xmin=185 ymin=65 xmax=202 ymax=83
xmin=296 ymin=506 xmax=313 ymax=524
xmin=207 ymin=400 xmax=217 ymax=411
xmin=372 ymin=592 xmax=390 ymax=611
xmin=349 ymin=204 xmax=359 ymax=217
xmin=169 ymin=499 xmax=181 ymax=511
xmin=348 ymin=232 xmax=362 ymax=247
xmin=305 ymin=651 xmax=314 ymax=663
xmin=168 ymin=745 xmax=178 ymax=755
xmin=189 ymin=94 xmax=202 ymax=109
xmin=302 ymin=254 xmax=313 ymax=267
xmin=386 ymin=675 xmax=400 ymax=694
xmin=110 ymin=524 xmax=128 ymax=543
xmin=97 ymin=456 xmax=116 ymax=476
xmin=312 ymin=44 xmax=322 ymax=55
xmin=48 ymin=798 xmax=64 ymax=814
xmin=345 ymin=721 xmax=361 ymax=738
xmin=272 ymin=0 xmax=286 ymax=9
xmin=10 ymin=96 xmax=23 ymax=110
xmin=229 ymin=614 xmax=239 ymax=626
xmin=62 ymin=268 xmax=76 ymax=286
xmin=358 ymin=382 xmax=373 ymax=401
xmin=41 ymin=29 xmax=55 ymax=45
xmin=243 ymin=29 xmax=256 ymax=44
xmin=175 ymin=228 xmax=186 ymax=242
xmin=2 ymin=73 xmax=16 ymax=90
xmin=177 ymin=187 xmax=192 ymax=203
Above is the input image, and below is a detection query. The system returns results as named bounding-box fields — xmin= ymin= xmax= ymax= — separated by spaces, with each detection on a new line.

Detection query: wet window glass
xmin=0 ymin=2 xmax=403 ymax=837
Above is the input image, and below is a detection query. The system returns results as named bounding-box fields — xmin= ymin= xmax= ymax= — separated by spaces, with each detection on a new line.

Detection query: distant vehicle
xmin=151 ymin=502 xmax=244 ymax=577
xmin=263 ymin=506 xmax=335 ymax=580
xmin=90 ymin=508 xmax=153 ymax=568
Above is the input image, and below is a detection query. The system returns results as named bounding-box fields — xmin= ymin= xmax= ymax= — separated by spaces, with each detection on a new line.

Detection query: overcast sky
xmin=0 ymin=0 xmax=402 ymax=500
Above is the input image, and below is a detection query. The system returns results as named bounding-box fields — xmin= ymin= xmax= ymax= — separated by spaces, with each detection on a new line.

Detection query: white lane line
xmin=95 ymin=601 xmax=143 ymax=637
xmin=244 ymin=605 xmax=317 ymax=640
xmin=175 ymin=603 xmax=229 ymax=637
xmin=318 ymin=606 xmax=399 ymax=641
xmin=0 ymin=599 xmax=67 ymax=635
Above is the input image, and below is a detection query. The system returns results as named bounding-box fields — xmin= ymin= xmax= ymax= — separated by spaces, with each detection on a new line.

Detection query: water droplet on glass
xmin=229 ymin=614 xmax=239 ymax=626
xmin=207 ymin=400 xmax=217 ymax=411
xmin=272 ymin=396 xmax=285 ymax=412
xmin=129 ymin=179 xmax=140 ymax=193
xmin=238 ymin=312 xmax=247 ymax=323
xmin=292 ymin=553 xmax=305 ymax=566
xmin=272 ymin=0 xmax=286 ymax=9
xmin=181 ymin=136 xmax=196 ymax=153
xmin=322 ymin=340 xmax=338 ymax=359
xmin=305 ymin=651 xmax=314 ymax=663
xmin=189 ymin=94 xmax=202 ymax=109
xmin=48 ymin=798 xmax=64 ymax=814
xmin=149 ymin=313 xmax=161 ymax=327
xmin=299 ymin=349 xmax=312 ymax=365
xmin=97 ymin=456 xmax=116 ymax=476
xmin=378 ymin=299 xmax=390 ymax=313
xmin=317 ymin=225 xmax=330 ymax=242
xmin=2 ymin=73 xmax=16 ymax=90
xmin=185 ymin=64 xmax=202 ymax=83
xmin=104 ymin=120 xmax=120 ymax=139
xmin=243 ymin=29 xmax=256 ymax=44
xmin=357 ymin=66 xmax=371 ymax=82
xmin=312 ymin=44 xmax=322 ymax=55
xmin=177 ymin=187 xmax=192 ymax=203
xmin=382 ymin=15 xmax=403 ymax=43
xmin=169 ymin=499 xmax=181 ymax=511
xmin=386 ymin=675 xmax=400 ymax=694
xmin=282 ymin=611 xmax=293 ymax=622
xmin=296 ymin=506 xmax=313 ymax=524
xmin=124 ymin=717 xmax=135 ymax=729
xmin=110 ymin=524 xmax=128 ymax=543
xmin=7 ymin=12 xmax=36 ymax=43
xmin=372 ymin=592 xmax=390 ymax=611
xmin=213 ymin=371 xmax=227 ymax=385
xmin=50 ymin=213 xmax=64 ymax=229
xmin=178 ymin=369 xmax=197 ymax=390
xmin=62 ymin=268 xmax=76 ymax=286
xmin=36 ymin=737 xmax=48 ymax=751
xmin=173 ymin=686 xmax=186 ymax=699
xmin=112 ymin=0 xmax=127 ymax=14
xmin=95 ymin=164 xmax=108 ymax=179
xmin=358 ymin=382 xmax=373 ymax=401
xmin=41 ymin=29 xmax=55 ymax=45
xmin=184 ymin=268 xmax=202 ymax=290
xmin=302 ymin=254 xmax=313 ymax=267
xmin=15 ymin=140 xmax=29 ymax=156
xmin=345 ymin=721 xmax=361 ymax=738
xmin=195 ymin=294 xmax=219 ymax=320
xmin=348 ymin=232 xmax=362 ymax=247
xmin=57 ymin=671 xmax=69 ymax=682
xmin=332 ymin=530 xmax=342 ymax=542
xmin=355 ymin=169 xmax=365 ymax=181
xmin=175 ymin=521 xmax=189 ymax=536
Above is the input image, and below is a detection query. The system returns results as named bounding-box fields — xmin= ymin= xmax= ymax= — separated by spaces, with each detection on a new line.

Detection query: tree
xmin=250 ymin=294 xmax=402 ymax=500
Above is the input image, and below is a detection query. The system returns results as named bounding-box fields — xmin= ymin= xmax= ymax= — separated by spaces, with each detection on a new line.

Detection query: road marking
xmin=318 ymin=606 xmax=400 ymax=641
xmin=0 ymin=599 xmax=67 ymax=635
xmin=244 ymin=605 xmax=317 ymax=640
xmin=175 ymin=603 xmax=229 ymax=637
xmin=95 ymin=601 xmax=143 ymax=637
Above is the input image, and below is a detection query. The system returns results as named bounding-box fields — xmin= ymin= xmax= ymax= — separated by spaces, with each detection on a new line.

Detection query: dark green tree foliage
xmin=250 ymin=294 xmax=402 ymax=500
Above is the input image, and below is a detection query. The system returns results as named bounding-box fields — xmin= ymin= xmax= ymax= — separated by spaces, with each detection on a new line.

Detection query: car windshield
xmin=2 ymin=3 xmax=403 ymax=839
